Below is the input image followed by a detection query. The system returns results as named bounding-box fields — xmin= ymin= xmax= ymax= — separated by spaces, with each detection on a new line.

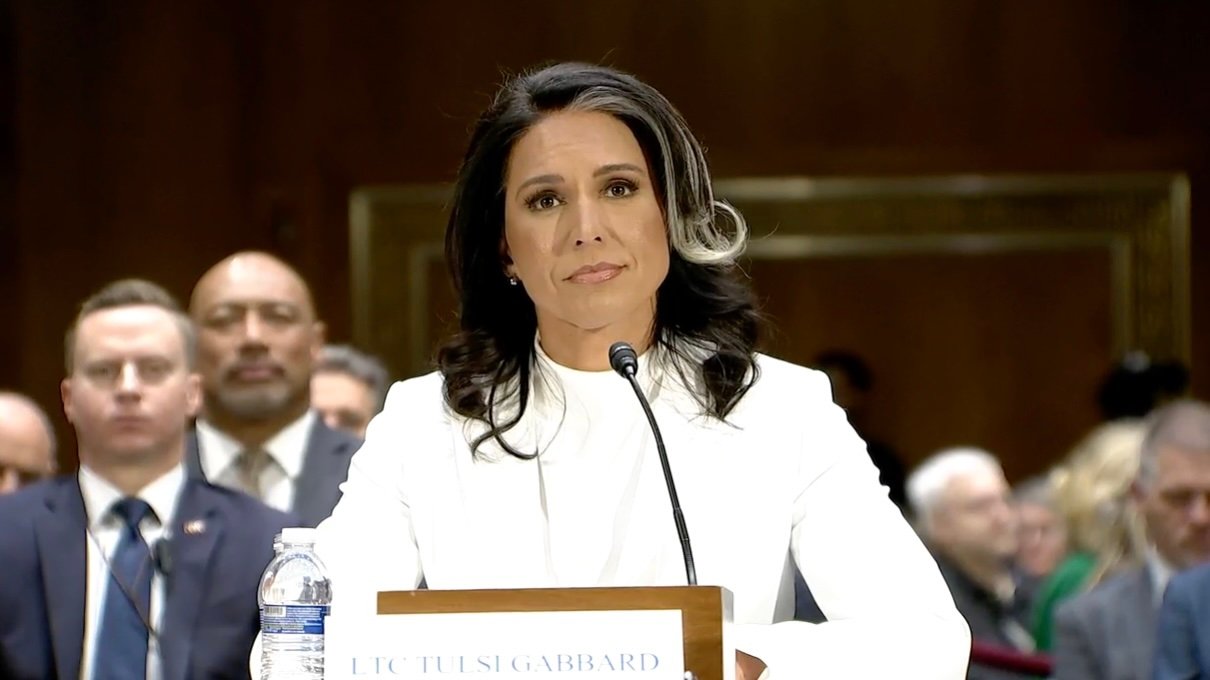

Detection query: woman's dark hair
xmin=438 ymin=62 xmax=761 ymax=458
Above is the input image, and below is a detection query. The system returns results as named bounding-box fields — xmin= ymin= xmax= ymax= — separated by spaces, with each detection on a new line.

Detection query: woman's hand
xmin=737 ymin=650 xmax=767 ymax=680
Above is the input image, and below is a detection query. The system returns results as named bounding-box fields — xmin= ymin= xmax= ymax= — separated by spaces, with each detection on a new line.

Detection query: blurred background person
xmin=1030 ymin=420 xmax=1148 ymax=652
xmin=813 ymin=350 xmax=908 ymax=510
xmin=907 ymin=447 xmax=1034 ymax=679
xmin=0 ymin=391 xmax=57 ymax=493
xmin=1155 ymin=565 xmax=1210 ymax=679
xmin=311 ymin=344 xmax=390 ymax=438
xmin=187 ymin=252 xmax=360 ymax=528
xmin=1013 ymin=476 xmax=1069 ymax=589
xmin=0 ymin=279 xmax=291 ymax=680
xmin=1054 ymin=400 xmax=1210 ymax=680
xmin=1097 ymin=352 xmax=1190 ymax=421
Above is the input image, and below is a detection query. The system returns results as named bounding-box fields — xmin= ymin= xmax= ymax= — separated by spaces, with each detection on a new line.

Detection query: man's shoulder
xmin=1056 ymin=566 xmax=1147 ymax=624
xmin=1167 ymin=562 xmax=1210 ymax=603
xmin=187 ymin=478 xmax=295 ymax=530
xmin=0 ymin=477 xmax=72 ymax=525
xmin=306 ymin=415 xmax=363 ymax=455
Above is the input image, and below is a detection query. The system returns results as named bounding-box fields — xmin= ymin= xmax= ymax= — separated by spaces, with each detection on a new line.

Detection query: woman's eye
xmin=526 ymin=193 xmax=562 ymax=211
xmin=605 ymin=181 xmax=637 ymax=198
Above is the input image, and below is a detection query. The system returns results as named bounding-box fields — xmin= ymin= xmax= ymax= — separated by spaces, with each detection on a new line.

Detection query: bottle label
xmin=261 ymin=604 xmax=329 ymax=635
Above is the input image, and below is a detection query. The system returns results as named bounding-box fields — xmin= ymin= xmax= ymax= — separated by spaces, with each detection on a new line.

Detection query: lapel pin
xmin=183 ymin=519 xmax=206 ymax=535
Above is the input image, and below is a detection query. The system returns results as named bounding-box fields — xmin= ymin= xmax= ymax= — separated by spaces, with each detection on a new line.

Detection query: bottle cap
xmin=279 ymin=527 xmax=318 ymax=546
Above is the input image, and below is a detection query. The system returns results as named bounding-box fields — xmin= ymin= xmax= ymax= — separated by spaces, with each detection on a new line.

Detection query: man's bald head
xmin=0 ymin=392 xmax=57 ymax=493
xmin=190 ymin=252 xmax=325 ymax=431
xmin=190 ymin=252 xmax=317 ymax=320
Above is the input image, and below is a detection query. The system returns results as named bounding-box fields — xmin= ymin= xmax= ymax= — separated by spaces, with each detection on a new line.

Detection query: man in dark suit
xmin=0 ymin=279 xmax=293 ymax=679
xmin=907 ymin=447 xmax=1038 ymax=680
xmin=1155 ymin=560 xmax=1210 ymax=678
xmin=187 ymin=252 xmax=360 ymax=527
xmin=1053 ymin=400 xmax=1210 ymax=680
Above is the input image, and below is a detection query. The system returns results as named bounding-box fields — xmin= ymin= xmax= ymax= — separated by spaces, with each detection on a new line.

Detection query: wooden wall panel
xmin=3 ymin=0 xmax=1208 ymax=473
xmin=751 ymin=250 xmax=1113 ymax=479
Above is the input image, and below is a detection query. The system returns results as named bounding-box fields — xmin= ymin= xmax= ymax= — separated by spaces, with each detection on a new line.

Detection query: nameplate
xmin=324 ymin=609 xmax=685 ymax=678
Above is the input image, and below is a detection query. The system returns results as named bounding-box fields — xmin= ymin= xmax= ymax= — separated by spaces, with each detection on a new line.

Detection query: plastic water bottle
xmin=258 ymin=527 xmax=332 ymax=680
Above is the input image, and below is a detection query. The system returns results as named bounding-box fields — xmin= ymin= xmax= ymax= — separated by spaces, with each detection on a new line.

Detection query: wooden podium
xmin=378 ymin=586 xmax=734 ymax=680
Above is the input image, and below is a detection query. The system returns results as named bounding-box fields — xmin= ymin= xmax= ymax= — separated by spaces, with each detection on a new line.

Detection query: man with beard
xmin=186 ymin=252 xmax=360 ymax=527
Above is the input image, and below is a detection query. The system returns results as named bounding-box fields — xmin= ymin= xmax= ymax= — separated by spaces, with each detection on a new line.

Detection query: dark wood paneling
xmin=752 ymin=250 xmax=1113 ymax=480
xmin=4 ymin=0 xmax=1209 ymax=471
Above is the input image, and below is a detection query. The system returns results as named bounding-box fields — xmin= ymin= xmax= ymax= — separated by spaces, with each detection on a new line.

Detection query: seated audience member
xmin=908 ymin=447 xmax=1036 ymax=679
xmin=1014 ymin=475 xmax=1069 ymax=587
xmin=311 ymin=344 xmax=390 ymax=438
xmin=0 ymin=392 xmax=58 ymax=493
xmin=1155 ymin=561 xmax=1210 ymax=679
xmin=187 ymin=252 xmax=360 ymax=527
xmin=1054 ymin=401 xmax=1210 ymax=680
xmin=812 ymin=350 xmax=908 ymax=509
xmin=1097 ymin=351 xmax=1189 ymax=421
xmin=1031 ymin=421 xmax=1147 ymax=651
xmin=0 ymin=279 xmax=292 ymax=680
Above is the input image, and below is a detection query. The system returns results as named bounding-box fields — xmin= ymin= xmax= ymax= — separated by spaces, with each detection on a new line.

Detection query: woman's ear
xmin=500 ymin=241 xmax=514 ymax=276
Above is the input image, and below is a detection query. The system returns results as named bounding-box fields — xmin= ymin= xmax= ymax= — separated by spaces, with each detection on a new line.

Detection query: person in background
xmin=0 ymin=391 xmax=58 ymax=493
xmin=908 ymin=447 xmax=1035 ymax=680
xmin=812 ymin=350 xmax=908 ymax=510
xmin=1097 ymin=352 xmax=1188 ymax=422
xmin=187 ymin=252 xmax=360 ymax=527
xmin=311 ymin=344 xmax=390 ymax=438
xmin=1155 ymin=562 xmax=1210 ymax=679
xmin=0 ymin=279 xmax=291 ymax=680
xmin=1030 ymin=421 xmax=1147 ymax=652
xmin=1013 ymin=476 xmax=1069 ymax=587
xmin=1061 ymin=400 xmax=1210 ymax=680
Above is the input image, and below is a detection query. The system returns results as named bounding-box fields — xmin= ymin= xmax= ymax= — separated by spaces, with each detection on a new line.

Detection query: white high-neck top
xmin=315 ymin=343 xmax=970 ymax=678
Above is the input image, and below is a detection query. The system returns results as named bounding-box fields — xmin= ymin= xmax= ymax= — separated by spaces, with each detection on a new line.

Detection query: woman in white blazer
xmin=316 ymin=62 xmax=971 ymax=679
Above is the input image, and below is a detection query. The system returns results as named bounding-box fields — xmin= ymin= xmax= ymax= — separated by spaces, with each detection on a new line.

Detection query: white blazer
xmin=315 ymin=350 xmax=971 ymax=679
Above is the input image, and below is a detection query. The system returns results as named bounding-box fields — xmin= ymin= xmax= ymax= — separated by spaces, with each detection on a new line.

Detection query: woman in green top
xmin=1030 ymin=420 xmax=1149 ymax=651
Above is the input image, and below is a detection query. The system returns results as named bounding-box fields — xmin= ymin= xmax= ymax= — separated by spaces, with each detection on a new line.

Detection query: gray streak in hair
xmin=567 ymin=88 xmax=747 ymax=265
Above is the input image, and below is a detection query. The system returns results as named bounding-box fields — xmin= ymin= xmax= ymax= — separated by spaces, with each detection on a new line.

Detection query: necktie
xmin=235 ymin=448 xmax=272 ymax=499
xmin=94 ymin=497 xmax=155 ymax=680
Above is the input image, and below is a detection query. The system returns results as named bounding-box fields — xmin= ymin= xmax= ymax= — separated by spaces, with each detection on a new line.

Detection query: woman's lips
xmin=567 ymin=263 xmax=623 ymax=284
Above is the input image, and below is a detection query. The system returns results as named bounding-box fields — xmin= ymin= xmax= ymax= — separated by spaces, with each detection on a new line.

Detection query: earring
xmin=508 ymin=276 xmax=519 ymax=286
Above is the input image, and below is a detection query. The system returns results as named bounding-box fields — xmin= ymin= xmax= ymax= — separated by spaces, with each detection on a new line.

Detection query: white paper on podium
xmin=325 ymin=609 xmax=684 ymax=679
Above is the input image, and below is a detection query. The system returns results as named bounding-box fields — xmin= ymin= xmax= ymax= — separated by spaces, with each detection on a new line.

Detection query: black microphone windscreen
xmin=609 ymin=342 xmax=639 ymax=377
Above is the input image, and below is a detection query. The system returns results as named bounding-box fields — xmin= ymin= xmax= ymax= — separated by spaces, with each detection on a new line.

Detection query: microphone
xmin=153 ymin=538 xmax=173 ymax=578
xmin=608 ymin=341 xmax=697 ymax=586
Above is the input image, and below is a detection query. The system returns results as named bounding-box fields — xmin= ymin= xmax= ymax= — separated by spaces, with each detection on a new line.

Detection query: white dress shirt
xmin=195 ymin=410 xmax=314 ymax=512
xmin=79 ymin=463 xmax=184 ymax=680
xmin=315 ymin=342 xmax=971 ymax=678
xmin=1149 ymin=547 xmax=1176 ymax=606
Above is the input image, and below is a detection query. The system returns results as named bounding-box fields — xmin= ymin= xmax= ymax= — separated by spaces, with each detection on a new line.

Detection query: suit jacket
xmin=1051 ymin=566 xmax=1155 ymax=680
xmin=932 ymin=552 xmax=1039 ymax=680
xmin=185 ymin=417 xmax=360 ymax=528
xmin=0 ymin=475 xmax=294 ymax=680
xmin=1154 ymin=562 xmax=1210 ymax=680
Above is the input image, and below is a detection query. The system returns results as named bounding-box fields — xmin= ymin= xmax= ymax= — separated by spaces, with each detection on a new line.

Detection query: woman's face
xmin=502 ymin=110 xmax=670 ymax=343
